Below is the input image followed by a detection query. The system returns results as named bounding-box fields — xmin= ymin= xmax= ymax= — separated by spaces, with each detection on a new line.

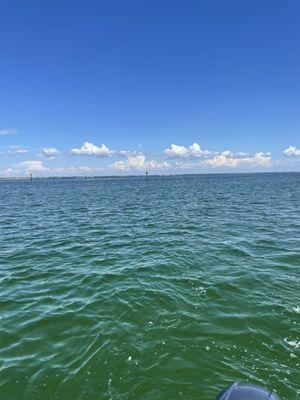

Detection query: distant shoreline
xmin=0 ymin=171 xmax=299 ymax=180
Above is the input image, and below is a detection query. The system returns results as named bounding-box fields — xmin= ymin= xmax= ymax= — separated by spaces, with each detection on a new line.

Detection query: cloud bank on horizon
xmin=1 ymin=135 xmax=300 ymax=176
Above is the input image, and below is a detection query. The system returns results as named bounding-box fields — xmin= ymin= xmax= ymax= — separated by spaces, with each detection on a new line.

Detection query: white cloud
xmin=4 ymin=160 xmax=50 ymax=174
xmin=71 ymin=142 xmax=114 ymax=156
xmin=7 ymin=146 xmax=28 ymax=155
xmin=112 ymin=153 xmax=170 ymax=170
xmin=283 ymin=146 xmax=300 ymax=157
xmin=164 ymin=143 xmax=214 ymax=158
xmin=2 ymin=161 xmax=96 ymax=176
xmin=173 ymin=151 xmax=272 ymax=170
xmin=0 ymin=128 xmax=18 ymax=136
xmin=163 ymin=143 xmax=272 ymax=168
xmin=14 ymin=148 xmax=28 ymax=154
xmin=204 ymin=151 xmax=272 ymax=168
xmin=112 ymin=154 xmax=146 ymax=170
xmin=112 ymin=146 xmax=272 ymax=171
xmin=42 ymin=147 xmax=61 ymax=159
xmin=118 ymin=150 xmax=140 ymax=157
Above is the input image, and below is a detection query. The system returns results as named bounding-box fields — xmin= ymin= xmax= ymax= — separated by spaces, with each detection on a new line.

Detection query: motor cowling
xmin=215 ymin=382 xmax=280 ymax=400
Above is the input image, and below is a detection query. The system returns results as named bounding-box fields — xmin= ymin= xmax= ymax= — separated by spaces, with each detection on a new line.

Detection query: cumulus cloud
xmin=283 ymin=146 xmax=300 ymax=157
xmin=0 ymin=141 xmax=276 ymax=176
xmin=164 ymin=143 xmax=214 ymax=158
xmin=163 ymin=142 xmax=272 ymax=169
xmin=111 ymin=153 xmax=170 ymax=170
xmin=204 ymin=151 xmax=272 ymax=168
xmin=173 ymin=151 xmax=272 ymax=169
xmin=71 ymin=142 xmax=114 ymax=156
xmin=42 ymin=147 xmax=61 ymax=159
xmin=0 ymin=128 xmax=18 ymax=136
xmin=4 ymin=160 xmax=50 ymax=174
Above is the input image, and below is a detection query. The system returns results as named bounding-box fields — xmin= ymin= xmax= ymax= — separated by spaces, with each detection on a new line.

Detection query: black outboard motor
xmin=215 ymin=382 xmax=280 ymax=400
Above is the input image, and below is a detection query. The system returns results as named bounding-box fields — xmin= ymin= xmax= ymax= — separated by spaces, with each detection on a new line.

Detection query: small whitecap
xmin=195 ymin=286 xmax=206 ymax=293
xmin=293 ymin=306 xmax=300 ymax=314
xmin=284 ymin=338 xmax=300 ymax=349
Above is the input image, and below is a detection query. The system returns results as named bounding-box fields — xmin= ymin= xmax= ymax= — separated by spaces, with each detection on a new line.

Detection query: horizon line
xmin=0 ymin=171 xmax=299 ymax=180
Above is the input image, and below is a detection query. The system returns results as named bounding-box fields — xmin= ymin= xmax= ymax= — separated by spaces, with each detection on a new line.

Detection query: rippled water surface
xmin=1 ymin=174 xmax=300 ymax=400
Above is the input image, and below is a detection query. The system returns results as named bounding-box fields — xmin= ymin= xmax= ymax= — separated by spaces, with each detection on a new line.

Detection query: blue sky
xmin=0 ymin=0 xmax=300 ymax=176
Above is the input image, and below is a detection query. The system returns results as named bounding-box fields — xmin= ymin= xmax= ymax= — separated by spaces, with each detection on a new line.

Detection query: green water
xmin=1 ymin=173 xmax=299 ymax=400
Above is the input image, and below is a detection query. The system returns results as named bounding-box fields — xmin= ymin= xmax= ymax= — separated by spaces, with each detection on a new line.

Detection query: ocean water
xmin=0 ymin=173 xmax=299 ymax=400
